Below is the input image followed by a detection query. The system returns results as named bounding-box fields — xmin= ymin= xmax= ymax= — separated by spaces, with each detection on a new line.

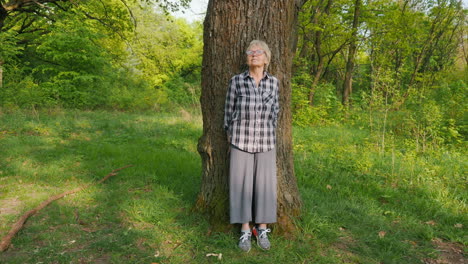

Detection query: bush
xmin=291 ymin=71 xmax=343 ymax=126
xmin=163 ymin=75 xmax=200 ymax=108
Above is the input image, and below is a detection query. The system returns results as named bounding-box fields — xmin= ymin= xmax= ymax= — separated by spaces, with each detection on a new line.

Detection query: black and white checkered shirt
xmin=224 ymin=71 xmax=280 ymax=153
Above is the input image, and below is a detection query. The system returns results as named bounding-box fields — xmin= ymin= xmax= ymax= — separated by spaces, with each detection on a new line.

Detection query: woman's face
xmin=246 ymin=45 xmax=267 ymax=69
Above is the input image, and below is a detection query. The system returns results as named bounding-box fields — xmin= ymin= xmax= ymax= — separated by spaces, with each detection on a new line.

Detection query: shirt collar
xmin=242 ymin=70 xmax=271 ymax=80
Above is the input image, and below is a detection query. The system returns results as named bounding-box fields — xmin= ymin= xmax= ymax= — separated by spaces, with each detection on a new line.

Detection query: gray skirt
xmin=229 ymin=145 xmax=277 ymax=224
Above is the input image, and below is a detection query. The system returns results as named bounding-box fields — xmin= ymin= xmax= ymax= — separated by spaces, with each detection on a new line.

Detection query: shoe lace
xmin=258 ymin=228 xmax=271 ymax=239
xmin=239 ymin=232 xmax=251 ymax=242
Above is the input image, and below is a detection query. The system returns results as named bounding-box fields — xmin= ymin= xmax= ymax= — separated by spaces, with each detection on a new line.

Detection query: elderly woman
xmin=223 ymin=40 xmax=280 ymax=252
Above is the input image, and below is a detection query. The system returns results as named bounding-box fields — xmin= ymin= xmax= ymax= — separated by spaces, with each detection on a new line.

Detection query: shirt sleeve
xmin=224 ymin=77 xmax=236 ymax=132
xmin=273 ymin=80 xmax=280 ymax=128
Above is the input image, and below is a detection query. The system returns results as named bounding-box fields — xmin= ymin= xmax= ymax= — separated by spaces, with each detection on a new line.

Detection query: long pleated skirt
xmin=229 ymin=145 xmax=277 ymax=224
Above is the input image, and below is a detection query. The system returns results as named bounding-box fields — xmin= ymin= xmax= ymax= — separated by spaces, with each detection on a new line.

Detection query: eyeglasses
xmin=246 ymin=50 xmax=265 ymax=56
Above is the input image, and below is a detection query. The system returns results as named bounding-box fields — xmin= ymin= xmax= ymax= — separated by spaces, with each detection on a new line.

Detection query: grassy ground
xmin=0 ymin=109 xmax=466 ymax=263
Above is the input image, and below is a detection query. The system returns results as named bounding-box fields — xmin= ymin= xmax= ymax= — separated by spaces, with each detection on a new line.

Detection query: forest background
xmin=0 ymin=0 xmax=467 ymax=263
xmin=1 ymin=0 xmax=466 ymax=145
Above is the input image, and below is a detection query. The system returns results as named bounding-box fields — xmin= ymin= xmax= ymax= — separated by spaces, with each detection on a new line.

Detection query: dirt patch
xmin=0 ymin=250 xmax=29 ymax=261
xmin=332 ymin=231 xmax=361 ymax=263
xmin=179 ymin=108 xmax=192 ymax=122
xmin=75 ymin=254 xmax=112 ymax=264
xmin=424 ymin=238 xmax=467 ymax=264
xmin=0 ymin=197 xmax=22 ymax=215
xmin=92 ymin=254 xmax=112 ymax=264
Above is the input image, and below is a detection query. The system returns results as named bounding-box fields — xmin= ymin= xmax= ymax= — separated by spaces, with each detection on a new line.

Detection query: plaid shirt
xmin=224 ymin=71 xmax=280 ymax=153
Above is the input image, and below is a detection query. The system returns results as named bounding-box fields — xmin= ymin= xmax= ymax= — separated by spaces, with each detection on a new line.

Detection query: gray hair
xmin=246 ymin=40 xmax=271 ymax=69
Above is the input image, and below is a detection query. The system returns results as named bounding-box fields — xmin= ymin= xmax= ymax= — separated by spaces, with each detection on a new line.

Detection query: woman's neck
xmin=249 ymin=66 xmax=264 ymax=79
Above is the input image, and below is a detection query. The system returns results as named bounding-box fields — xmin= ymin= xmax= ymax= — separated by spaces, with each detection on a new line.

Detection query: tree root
xmin=0 ymin=164 xmax=133 ymax=252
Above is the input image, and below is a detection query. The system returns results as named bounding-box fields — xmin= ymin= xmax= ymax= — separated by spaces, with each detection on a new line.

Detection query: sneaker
xmin=238 ymin=231 xmax=252 ymax=252
xmin=253 ymin=227 xmax=271 ymax=250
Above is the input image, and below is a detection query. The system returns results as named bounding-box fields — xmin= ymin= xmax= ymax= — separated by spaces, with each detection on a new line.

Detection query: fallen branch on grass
xmin=0 ymin=165 xmax=133 ymax=252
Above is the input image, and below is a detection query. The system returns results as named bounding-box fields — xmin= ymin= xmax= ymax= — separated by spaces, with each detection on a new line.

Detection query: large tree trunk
xmin=342 ymin=0 xmax=361 ymax=106
xmin=196 ymin=0 xmax=306 ymax=234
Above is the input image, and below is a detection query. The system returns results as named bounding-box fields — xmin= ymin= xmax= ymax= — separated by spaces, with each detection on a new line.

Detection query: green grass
xmin=0 ymin=108 xmax=466 ymax=263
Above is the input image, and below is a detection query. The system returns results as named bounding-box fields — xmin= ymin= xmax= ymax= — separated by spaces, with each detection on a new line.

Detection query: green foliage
xmin=2 ymin=20 xmax=112 ymax=108
xmin=291 ymin=70 xmax=343 ymax=126
xmin=432 ymin=79 xmax=467 ymax=142
xmin=293 ymin=0 xmax=466 ymax=145
xmin=127 ymin=5 xmax=203 ymax=109
xmin=33 ymin=17 xmax=113 ymax=108
xmin=403 ymin=78 xmax=467 ymax=149
xmin=296 ymin=0 xmax=351 ymax=77
xmin=0 ymin=31 xmax=22 ymax=63
xmin=0 ymin=1 xmax=202 ymax=110
xmin=1 ymin=74 xmax=45 ymax=108
xmin=164 ymin=75 xmax=200 ymax=107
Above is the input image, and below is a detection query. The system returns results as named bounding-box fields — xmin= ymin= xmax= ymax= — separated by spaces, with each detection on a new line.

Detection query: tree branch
xmin=119 ymin=0 xmax=136 ymax=29
xmin=0 ymin=165 xmax=134 ymax=252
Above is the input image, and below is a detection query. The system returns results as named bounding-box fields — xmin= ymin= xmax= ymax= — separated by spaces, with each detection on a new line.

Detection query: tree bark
xmin=307 ymin=0 xmax=333 ymax=106
xmin=0 ymin=0 xmax=66 ymax=31
xmin=0 ymin=61 xmax=3 ymax=88
xmin=342 ymin=0 xmax=361 ymax=106
xmin=308 ymin=3 xmax=323 ymax=106
xmin=0 ymin=4 xmax=7 ymax=30
xmin=196 ymin=0 xmax=306 ymax=234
